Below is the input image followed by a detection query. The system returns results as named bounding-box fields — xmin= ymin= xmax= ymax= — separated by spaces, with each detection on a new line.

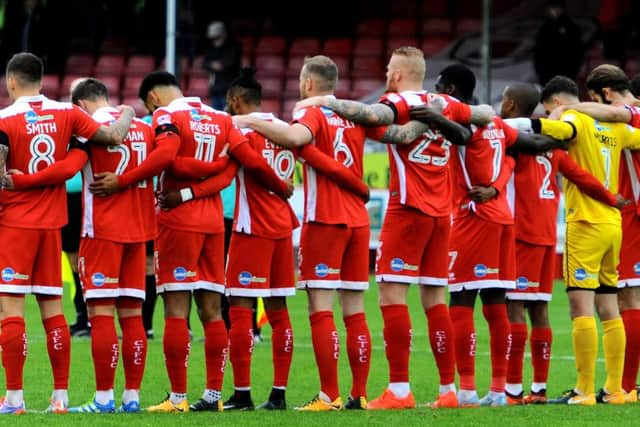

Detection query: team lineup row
xmin=0 ymin=47 xmax=637 ymax=414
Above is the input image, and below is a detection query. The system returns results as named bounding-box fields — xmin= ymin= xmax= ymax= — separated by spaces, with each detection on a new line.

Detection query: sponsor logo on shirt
xmin=594 ymin=121 xmax=611 ymax=133
xmin=574 ymin=268 xmax=587 ymax=281
xmin=157 ymin=114 xmax=171 ymax=125
xmin=390 ymin=258 xmax=418 ymax=272
xmin=473 ymin=264 xmax=499 ymax=278
xmin=172 ymin=266 xmax=196 ymax=281
xmin=1 ymin=267 xmax=28 ymax=282
xmin=190 ymin=109 xmax=202 ymax=121
xmin=24 ymin=110 xmax=38 ymax=124
xmin=634 ymin=262 xmax=640 ymax=276
xmin=516 ymin=276 xmax=529 ymax=290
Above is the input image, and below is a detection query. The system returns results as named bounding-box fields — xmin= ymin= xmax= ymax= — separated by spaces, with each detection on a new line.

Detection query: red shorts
xmin=0 ymin=225 xmax=61 ymax=295
xmin=298 ymin=223 xmax=369 ymax=290
xmin=506 ymin=240 xmax=555 ymax=301
xmin=226 ymin=232 xmax=295 ymax=298
xmin=448 ymin=213 xmax=515 ymax=292
xmin=618 ymin=211 xmax=640 ymax=287
xmin=375 ymin=205 xmax=449 ymax=286
xmin=155 ymin=226 xmax=225 ymax=294
xmin=78 ymin=238 xmax=146 ymax=300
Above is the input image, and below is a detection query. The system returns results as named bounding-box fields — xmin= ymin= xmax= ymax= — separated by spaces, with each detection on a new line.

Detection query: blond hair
xmin=391 ymin=47 xmax=426 ymax=82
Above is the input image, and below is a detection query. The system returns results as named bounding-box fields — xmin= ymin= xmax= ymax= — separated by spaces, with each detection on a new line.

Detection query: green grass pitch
xmin=10 ymin=278 xmax=639 ymax=425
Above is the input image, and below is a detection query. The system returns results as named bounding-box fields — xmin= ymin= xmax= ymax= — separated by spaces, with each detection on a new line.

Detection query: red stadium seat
xmin=422 ymin=18 xmax=453 ymax=38
xmin=353 ymin=38 xmax=385 ymax=57
xmin=281 ymin=98 xmax=298 ymax=121
xmin=386 ymin=37 xmax=420 ymax=56
xmin=387 ymin=19 xmax=418 ymax=38
xmin=421 ymin=38 xmax=450 ymax=56
xmin=286 ymin=55 xmax=306 ymax=77
xmin=122 ymin=76 xmax=144 ymax=97
xmin=356 ymin=18 xmax=386 ymax=37
xmin=421 ymin=0 xmax=449 ymax=18
xmin=190 ymin=56 xmax=209 ymax=79
xmin=61 ymin=74 xmax=85 ymax=96
xmin=255 ymin=55 xmax=286 ymax=78
xmin=335 ymin=78 xmax=351 ymax=99
xmin=260 ymin=77 xmax=284 ymax=98
xmin=284 ymin=78 xmax=300 ymax=98
xmin=122 ymin=96 xmax=149 ymax=118
xmin=238 ymin=36 xmax=255 ymax=58
xmin=456 ymin=19 xmax=481 ymax=36
xmin=231 ymin=19 xmax=259 ymax=36
xmin=333 ymin=56 xmax=351 ymax=77
xmin=41 ymin=75 xmax=60 ymax=100
xmin=187 ymin=77 xmax=210 ymax=98
xmin=289 ymin=38 xmax=322 ymax=56
xmin=65 ymin=54 xmax=94 ymax=75
xmin=261 ymin=98 xmax=282 ymax=116
xmin=98 ymin=76 xmax=121 ymax=97
xmin=391 ymin=1 xmax=418 ymax=18
xmin=94 ymin=54 xmax=126 ymax=77
xmin=127 ymin=55 xmax=155 ymax=77
xmin=351 ymin=56 xmax=384 ymax=79
xmin=255 ymin=36 xmax=287 ymax=55
xmin=351 ymin=78 xmax=384 ymax=99
xmin=322 ymin=38 xmax=353 ymax=58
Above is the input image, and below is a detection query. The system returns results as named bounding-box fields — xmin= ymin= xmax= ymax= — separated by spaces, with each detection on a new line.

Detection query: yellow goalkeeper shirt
xmin=540 ymin=110 xmax=640 ymax=224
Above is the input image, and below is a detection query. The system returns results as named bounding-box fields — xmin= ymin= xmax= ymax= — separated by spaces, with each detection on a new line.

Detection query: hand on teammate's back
xmin=157 ymin=189 xmax=183 ymax=210
xmin=89 ymin=172 xmax=120 ymax=197
xmin=283 ymin=179 xmax=294 ymax=199
xmin=548 ymin=105 xmax=569 ymax=120
xmin=0 ymin=169 xmax=23 ymax=190
xmin=467 ymin=185 xmax=497 ymax=203
xmin=615 ymin=194 xmax=631 ymax=210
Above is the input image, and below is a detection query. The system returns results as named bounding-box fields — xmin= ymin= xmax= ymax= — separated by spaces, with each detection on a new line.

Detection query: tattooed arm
xmin=294 ymin=96 xmax=395 ymax=126
xmin=90 ymin=105 xmax=135 ymax=146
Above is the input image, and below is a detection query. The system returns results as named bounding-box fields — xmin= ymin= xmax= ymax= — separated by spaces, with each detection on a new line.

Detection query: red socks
xmin=89 ymin=315 xmax=119 ymax=390
xmin=530 ymin=326 xmax=552 ymax=386
xmin=426 ymin=304 xmax=455 ymax=386
xmin=507 ymin=322 xmax=528 ymax=388
xmin=119 ymin=315 xmax=147 ymax=390
xmin=482 ymin=304 xmax=510 ymax=393
xmin=267 ymin=309 xmax=293 ymax=388
xmin=450 ymin=306 xmax=475 ymax=390
xmin=310 ymin=311 xmax=339 ymax=400
xmin=1 ymin=317 xmax=26 ymax=390
xmin=229 ymin=306 xmax=254 ymax=389
xmin=622 ymin=310 xmax=640 ymax=392
xmin=344 ymin=312 xmax=371 ymax=398
xmin=381 ymin=304 xmax=411 ymax=383
xmin=43 ymin=314 xmax=71 ymax=390
xmin=204 ymin=319 xmax=228 ymax=391
xmin=163 ymin=317 xmax=190 ymax=393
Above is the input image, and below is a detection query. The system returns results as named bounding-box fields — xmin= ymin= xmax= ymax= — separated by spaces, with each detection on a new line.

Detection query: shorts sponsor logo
xmin=391 ymin=258 xmax=404 ymax=272
xmin=238 ymin=271 xmax=253 ymax=286
xmin=1 ymin=267 xmax=15 ymax=282
xmin=91 ymin=272 xmax=106 ymax=287
xmin=516 ymin=276 xmax=529 ymax=290
xmin=474 ymin=264 xmax=488 ymax=278
xmin=173 ymin=267 xmax=187 ymax=281
xmin=315 ymin=263 xmax=329 ymax=278
xmin=634 ymin=262 xmax=640 ymax=276
xmin=574 ymin=268 xmax=587 ymax=281
xmin=24 ymin=110 xmax=38 ymax=124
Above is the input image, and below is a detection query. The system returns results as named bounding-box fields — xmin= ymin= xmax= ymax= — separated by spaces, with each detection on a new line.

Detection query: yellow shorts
xmin=564 ymin=221 xmax=621 ymax=290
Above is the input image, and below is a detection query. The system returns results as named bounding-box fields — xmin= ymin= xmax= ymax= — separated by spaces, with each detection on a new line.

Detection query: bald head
xmin=502 ymin=83 xmax=540 ymax=118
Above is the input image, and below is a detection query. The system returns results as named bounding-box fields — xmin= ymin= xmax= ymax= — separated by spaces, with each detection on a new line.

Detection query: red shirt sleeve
xmin=12 ymin=147 xmax=88 ymax=190
xmin=366 ymin=125 xmax=388 ymax=141
xmin=117 ymin=131 xmax=180 ymax=187
xmin=378 ymin=92 xmax=409 ymax=123
xmin=299 ymin=144 xmax=369 ymax=201
xmin=498 ymin=117 xmax=520 ymax=148
xmin=557 ymin=149 xmax=618 ymax=206
xmin=72 ymin=105 xmax=102 ymax=140
xmin=291 ymin=107 xmax=323 ymax=138
xmin=190 ymin=161 xmax=239 ymax=199
xmin=441 ymin=95 xmax=472 ymax=124
xmin=492 ymin=155 xmax=515 ymax=193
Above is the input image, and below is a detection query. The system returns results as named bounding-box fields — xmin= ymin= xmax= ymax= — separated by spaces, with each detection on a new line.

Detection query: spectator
xmin=203 ymin=21 xmax=242 ymax=110
xmin=533 ymin=0 xmax=584 ymax=85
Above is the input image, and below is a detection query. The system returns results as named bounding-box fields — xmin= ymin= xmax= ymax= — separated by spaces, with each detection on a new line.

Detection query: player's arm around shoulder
xmin=294 ymin=96 xmax=396 ymax=126
xmin=89 ymin=105 xmax=136 ymax=146
xmin=550 ymin=102 xmax=631 ymax=123
xmin=233 ymin=114 xmax=312 ymax=148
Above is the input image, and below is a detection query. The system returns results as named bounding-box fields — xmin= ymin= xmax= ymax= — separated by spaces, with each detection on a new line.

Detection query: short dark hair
xmin=228 ymin=67 xmax=262 ymax=105
xmin=505 ymin=83 xmax=540 ymax=117
xmin=302 ymin=55 xmax=337 ymax=91
xmin=71 ymin=78 xmax=109 ymax=105
xmin=138 ymin=71 xmax=179 ymax=100
xmin=438 ymin=64 xmax=476 ymax=102
xmin=540 ymin=75 xmax=579 ymax=102
xmin=586 ymin=64 xmax=630 ymax=93
xmin=6 ymin=52 xmax=43 ymax=86
xmin=631 ymin=74 xmax=640 ymax=98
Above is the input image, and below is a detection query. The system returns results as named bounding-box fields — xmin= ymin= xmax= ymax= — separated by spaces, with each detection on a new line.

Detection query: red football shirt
xmin=368 ymin=91 xmax=471 ymax=217
xmin=81 ymin=107 xmax=156 ymax=242
xmin=234 ymin=112 xmax=299 ymax=239
xmin=0 ymin=95 xmax=100 ymax=229
xmin=292 ymin=105 xmax=369 ymax=227
xmin=156 ymin=97 xmax=247 ymax=234
xmin=451 ymin=117 xmax=519 ymax=224
xmin=619 ymin=104 xmax=640 ymax=215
